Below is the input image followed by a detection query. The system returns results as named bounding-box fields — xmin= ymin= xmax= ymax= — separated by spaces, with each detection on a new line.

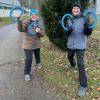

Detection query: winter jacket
xmin=18 ymin=19 xmax=44 ymax=49
xmin=67 ymin=14 xmax=92 ymax=49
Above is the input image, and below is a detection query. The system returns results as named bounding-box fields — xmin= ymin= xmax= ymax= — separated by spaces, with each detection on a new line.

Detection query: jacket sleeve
xmin=66 ymin=18 xmax=73 ymax=36
xmin=17 ymin=20 xmax=27 ymax=32
xmin=66 ymin=26 xmax=73 ymax=36
xmin=84 ymin=16 xmax=93 ymax=36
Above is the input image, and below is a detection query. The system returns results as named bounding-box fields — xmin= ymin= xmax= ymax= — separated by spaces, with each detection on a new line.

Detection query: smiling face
xmin=30 ymin=14 xmax=39 ymax=21
xmin=72 ymin=7 xmax=80 ymax=16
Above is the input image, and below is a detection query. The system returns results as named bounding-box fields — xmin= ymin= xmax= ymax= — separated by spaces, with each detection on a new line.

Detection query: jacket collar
xmin=72 ymin=12 xmax=82 ymax=19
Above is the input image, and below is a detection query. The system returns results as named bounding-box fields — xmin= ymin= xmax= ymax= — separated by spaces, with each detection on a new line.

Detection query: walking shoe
xmin=37 ymin=63 xmax=43 ymax=69
xmin=78 ymin=86 xmax=87 ymax=97
xmin=24 ymin=74 xmax=31 ymax=81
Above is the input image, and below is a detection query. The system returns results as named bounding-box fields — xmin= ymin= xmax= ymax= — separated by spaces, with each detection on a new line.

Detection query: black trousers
xmin=24 ymin=48 xmax=41 ymax=74
xmin=67 ymin=48 xmax=87 ymax=87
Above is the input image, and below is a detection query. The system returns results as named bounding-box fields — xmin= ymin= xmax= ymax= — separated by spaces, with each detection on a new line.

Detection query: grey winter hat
xmin=72 ymin=2 xmax=81 ymax=9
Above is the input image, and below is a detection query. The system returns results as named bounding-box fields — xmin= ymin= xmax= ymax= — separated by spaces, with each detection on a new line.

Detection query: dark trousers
xmin=67 ymin=48 xmax=87 ymax=87
xmin=24 ymin=48 xmax=41 ymax=74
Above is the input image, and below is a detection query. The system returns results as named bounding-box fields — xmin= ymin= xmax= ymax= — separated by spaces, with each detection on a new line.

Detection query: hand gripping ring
xmin=83 ymin=9 xmax=98 ymax=29
xmin=27 ymin=21 xmax=41 ymax=36
xmin=61 ymin=13 xmax=73 ymax=31
xmin=10 ymin=6 xmax=24 ymax=23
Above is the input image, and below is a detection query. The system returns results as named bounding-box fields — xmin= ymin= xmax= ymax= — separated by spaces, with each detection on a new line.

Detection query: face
xmin=30 ymin=14 xmax=39 ymax=21
xmin=72 ymin=7 xmax=80 ymax=16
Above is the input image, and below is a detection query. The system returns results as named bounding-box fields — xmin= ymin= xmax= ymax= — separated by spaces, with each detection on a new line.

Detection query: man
xmin=66 ymin=2 xmax=92 ymax=97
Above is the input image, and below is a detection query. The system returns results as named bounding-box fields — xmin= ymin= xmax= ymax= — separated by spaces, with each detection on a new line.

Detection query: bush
xmin=41 ymin=0 xmax=88 ymax=50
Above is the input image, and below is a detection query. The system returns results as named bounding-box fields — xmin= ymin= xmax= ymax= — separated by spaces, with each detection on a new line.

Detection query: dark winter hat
xmin=72 ymin=2 xmax=81 ymax=9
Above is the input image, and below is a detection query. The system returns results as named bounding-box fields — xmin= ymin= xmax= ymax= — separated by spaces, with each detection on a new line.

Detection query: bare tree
xmin=19 ymin=0 xmax=31 ymax=8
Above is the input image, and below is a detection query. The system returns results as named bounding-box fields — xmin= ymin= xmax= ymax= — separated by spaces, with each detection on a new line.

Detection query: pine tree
xmin=41 ymin=0 xmax=88 ymax=50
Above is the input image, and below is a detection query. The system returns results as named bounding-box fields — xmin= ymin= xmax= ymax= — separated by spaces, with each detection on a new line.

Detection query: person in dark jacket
xmin=17 ymin=8 xmax=44 ymax=81
xmin=66 ymin=2 xmax=92 ymax=97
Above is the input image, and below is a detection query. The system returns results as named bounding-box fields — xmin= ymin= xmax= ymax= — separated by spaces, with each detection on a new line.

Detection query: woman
xmin=18 ymin=8 xmax=44 ymax=81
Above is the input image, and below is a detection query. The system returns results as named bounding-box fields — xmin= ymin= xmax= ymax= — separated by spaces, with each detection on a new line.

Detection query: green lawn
xmin=92 ymin=14 xmax=100 ymax=40
xmin=22 ymin=16 xmax=29 ymax=20
xmin=36 ymin=36 xmax=100 ymax=100
xmin=0 ymin=17 xmax=10 ymax=28
xmin=92 ymin=30 xmax=100 ymax=40
xmin=0 ymin=16 xmax=29 ymax=28
xmin=95 ymin=14 xmax=100 ymax=31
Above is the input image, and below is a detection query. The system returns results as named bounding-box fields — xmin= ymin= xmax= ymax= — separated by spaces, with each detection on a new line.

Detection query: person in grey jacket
xmin=66 ymin=2 xmax=92 ymax=97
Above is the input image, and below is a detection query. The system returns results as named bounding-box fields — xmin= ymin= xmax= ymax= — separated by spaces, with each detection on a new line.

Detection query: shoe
xmin=78 ymin=86 xmax=87 ymax=97
xmin=24 ymin=74 xmax=31 ymax=81
xmin=37 ymin=63 xmax=42 ymax=69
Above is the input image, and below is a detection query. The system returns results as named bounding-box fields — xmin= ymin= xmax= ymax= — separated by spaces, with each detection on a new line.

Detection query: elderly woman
xmin=18 ymin=8 xmax=44 ymax=81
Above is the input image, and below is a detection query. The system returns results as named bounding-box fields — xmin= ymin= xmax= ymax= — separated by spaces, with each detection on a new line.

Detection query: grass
xmin=92 ymin=14 xmax=100 ymax=40
xmin=95 ymin=14 xmax=100 ymax=31
xmin=92 ymin=30 xmax=100 ymax=40
xmin=0 ymin=16 xmax=29 ymax=28
xmin=0 ymin=17 xmax=10 ymax=28
xmin=36 ymin=36 xmax=100 ymax=100
xmin=21 ymin=16 xmax=29 ymax=20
